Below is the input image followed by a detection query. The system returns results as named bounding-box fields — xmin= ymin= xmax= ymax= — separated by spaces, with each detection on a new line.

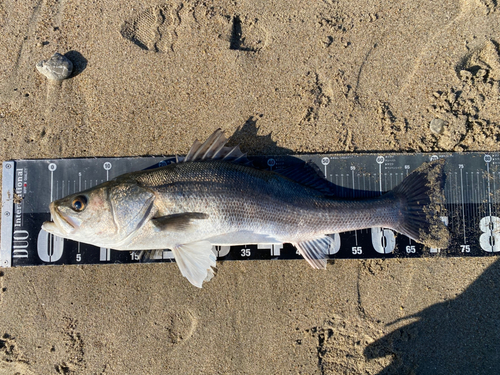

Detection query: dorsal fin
xmin=184 ymin=129 xmax=250 ymax=164
xmin=276 ymin=160 xmax=336 ymax=196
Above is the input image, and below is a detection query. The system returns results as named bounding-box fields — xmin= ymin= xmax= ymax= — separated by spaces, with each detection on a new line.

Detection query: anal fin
xmin=293 ymin=237 xmax=333 ymax=269
xmin=171 ymin=241 xmax=216 ymax=288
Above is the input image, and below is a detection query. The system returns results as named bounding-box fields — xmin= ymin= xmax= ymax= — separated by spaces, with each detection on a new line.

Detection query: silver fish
xmin=42 ymin=129 xmax=448 ymax=287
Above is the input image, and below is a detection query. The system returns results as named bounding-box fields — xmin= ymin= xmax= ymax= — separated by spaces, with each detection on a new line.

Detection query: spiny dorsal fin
xmin=184 ymin=129 xmax=250 ymax=164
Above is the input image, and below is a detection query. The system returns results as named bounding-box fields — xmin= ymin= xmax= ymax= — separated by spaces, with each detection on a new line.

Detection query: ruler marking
xmin=486 ymin=158 xmax=493 ymax=252
xmin=476 ymin=170 xmax=480 ymax=227
xmin=352 ymin=170 xmax=358 ymax=246
xmin=460 ymin=167 xmax=466 ymax=244
xmin=448 ymin=171 xmax=452 ymax=233
xmin=468 ymin=171 xmax=472 ymax=239
xmin=497 ymin=171 xmax=500 ymax=218
xmin=452 ymin=171 xmax=457 ymax=233
xmin=494 ymin=171 xmax=497 ymax=217
xmin=493 ymin=169 xmax=496 ymax=217
xmin=50 ymin=168 xmax=54 ymax=203
xmin=379 ymin=163 xmax=382 ymax=194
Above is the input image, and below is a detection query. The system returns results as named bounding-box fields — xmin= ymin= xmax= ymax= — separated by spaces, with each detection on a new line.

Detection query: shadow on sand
xmin=226 ymin=115 xmax=293 ymax=155
xmin=364 ymin=258 xmax=500 ymax=374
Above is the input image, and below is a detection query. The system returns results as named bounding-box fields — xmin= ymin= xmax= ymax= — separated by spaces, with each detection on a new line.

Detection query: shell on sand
xmin=36 ymin=53 xmax=73 ymax=81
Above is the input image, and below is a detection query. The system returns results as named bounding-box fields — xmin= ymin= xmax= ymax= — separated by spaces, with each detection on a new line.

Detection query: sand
xmin=1 ymin=0 xmax=500 ymax=373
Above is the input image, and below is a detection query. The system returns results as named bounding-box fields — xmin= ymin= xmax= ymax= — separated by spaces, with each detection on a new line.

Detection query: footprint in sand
xmin=456 ymin=39 xmax=500 ymax=80
xmin=120 ymin=4 xmax=180 ymax=52
xmin=229 ymin=15 xmax=268 ymax=52
xmin=0 ymin=333 xmax=34 ymax=375
xmin=121 ymin=3 xmax=268 ymax=53
xmin=152 ymin=309 xmax=197 ymax=347
xmin=54 ymin=317 xmax=85 ymax=374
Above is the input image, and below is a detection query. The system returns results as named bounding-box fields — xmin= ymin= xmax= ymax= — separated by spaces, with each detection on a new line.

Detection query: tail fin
xmin=388 ymin=159 xmax=449 ymax=248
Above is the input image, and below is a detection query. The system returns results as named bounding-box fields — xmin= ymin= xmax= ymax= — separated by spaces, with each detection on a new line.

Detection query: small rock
xmin=321 ymin=36 xmax=333 ymax=48
xmin=430 ymin=118 xmax=447 ymax=135
xmin=36 ymin=53 xmax=73 ymax=81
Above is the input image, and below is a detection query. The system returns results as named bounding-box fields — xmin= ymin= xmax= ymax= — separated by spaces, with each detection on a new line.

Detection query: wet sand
xmin=1 ymin=0 xmax=500 ymax=373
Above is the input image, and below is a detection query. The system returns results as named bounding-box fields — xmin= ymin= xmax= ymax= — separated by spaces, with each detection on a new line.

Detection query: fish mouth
xmin=42 ymin=202 xmax=76 ymax=235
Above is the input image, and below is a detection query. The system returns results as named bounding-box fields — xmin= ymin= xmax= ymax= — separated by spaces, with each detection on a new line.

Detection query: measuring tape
xmin=2 ymin=152 xmax=499 ymax=268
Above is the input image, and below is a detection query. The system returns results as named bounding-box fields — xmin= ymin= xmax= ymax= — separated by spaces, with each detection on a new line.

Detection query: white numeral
xmin=460 ymin=244 xmax=471 ymax=253
xmin=406 ymin=245 xmax=416 ymax=253
xmin=327 ymin=234 xmax=341 ymax=255
xmin=37 ymin=229 xmax=64 ymax=262
xmin=241 ymin=248 xmax=251 ymax=257
xmin=479 ymin=216 xmax=500 ymax=252
xmin=352 ymin=246 xmax=362 ymax=255
xmin=371 ymin=227 xmax=395 ymax=254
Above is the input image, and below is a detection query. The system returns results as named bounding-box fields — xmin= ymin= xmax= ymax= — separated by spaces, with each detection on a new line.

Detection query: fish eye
xmin=71 ymin=195 xmax=87 ymax=212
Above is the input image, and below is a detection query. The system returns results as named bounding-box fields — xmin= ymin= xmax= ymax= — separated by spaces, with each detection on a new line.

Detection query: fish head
xmin=42 ymin=182 xmax=118 ymax=244
xmin=42 ymin=180 xmax=156 ymax=247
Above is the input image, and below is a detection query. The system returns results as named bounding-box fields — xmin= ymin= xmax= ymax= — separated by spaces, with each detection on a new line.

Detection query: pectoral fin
xmin=152 ymin=212 xmax=208 ymax=231
xmin=293 ymin=237 xmax=334 ymax=269
xmin=171 ymin=241 xmax=217 ymax=288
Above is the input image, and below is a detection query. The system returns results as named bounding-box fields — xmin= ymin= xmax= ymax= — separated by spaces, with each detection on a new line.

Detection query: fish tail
xmin=387 ymin=159 xmax=449 ymax=248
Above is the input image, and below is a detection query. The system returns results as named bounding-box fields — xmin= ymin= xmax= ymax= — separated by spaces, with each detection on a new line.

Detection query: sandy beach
xmin=1 ymin=0 xmax=500 ymax=373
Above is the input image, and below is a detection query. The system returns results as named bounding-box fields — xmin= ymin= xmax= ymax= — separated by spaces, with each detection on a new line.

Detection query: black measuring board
xmin=2 ymin=152 xmax=500 ymax=268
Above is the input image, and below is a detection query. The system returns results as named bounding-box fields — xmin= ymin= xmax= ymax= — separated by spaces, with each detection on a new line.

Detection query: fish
xmin=42 ymin=129 xmax=449 ymax=287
